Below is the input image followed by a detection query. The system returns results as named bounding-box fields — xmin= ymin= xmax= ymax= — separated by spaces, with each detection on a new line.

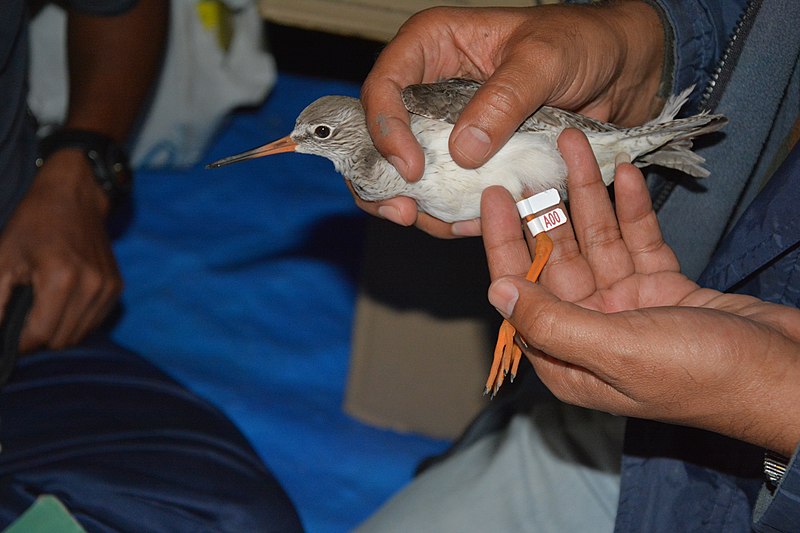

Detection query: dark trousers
xmin=0 ymin=339 xmax=303 ymax=532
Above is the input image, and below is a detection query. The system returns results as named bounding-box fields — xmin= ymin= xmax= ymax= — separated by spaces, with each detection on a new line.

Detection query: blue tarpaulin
xmin=110 ymin=74 xmax=449 ymax=533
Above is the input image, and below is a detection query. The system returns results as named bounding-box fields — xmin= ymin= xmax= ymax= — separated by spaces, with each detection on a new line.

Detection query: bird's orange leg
xmin=484 ymin=229 xmax=553 ymax=396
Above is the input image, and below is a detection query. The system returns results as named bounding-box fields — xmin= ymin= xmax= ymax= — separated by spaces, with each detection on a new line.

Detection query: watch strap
xmin=38 ymin=129 xmax=132 ymax=204
xmin=764 ymin=449 xmax=790 ymax=493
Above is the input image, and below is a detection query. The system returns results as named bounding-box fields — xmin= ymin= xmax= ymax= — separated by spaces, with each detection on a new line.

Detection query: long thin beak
xmin=205 ymin=135 xmax=298 ymax=169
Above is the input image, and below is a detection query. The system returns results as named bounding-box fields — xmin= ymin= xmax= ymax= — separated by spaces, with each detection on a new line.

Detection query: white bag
xmin=28 ymin=0 xmax=276 ymax=169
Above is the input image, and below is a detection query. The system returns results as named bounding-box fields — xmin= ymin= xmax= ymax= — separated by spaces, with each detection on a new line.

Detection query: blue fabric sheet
xmin=109 ymin=74 xmax=450 ymax=532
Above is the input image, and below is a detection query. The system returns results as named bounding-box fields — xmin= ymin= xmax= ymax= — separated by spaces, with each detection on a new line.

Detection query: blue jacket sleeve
xmin=753 ymin=446 xmax=800 ymax=532
xmin=644 ymin=0 xmax=750 ymax=111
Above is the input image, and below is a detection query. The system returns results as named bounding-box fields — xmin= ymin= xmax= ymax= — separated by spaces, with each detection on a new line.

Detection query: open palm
xmin=480 ymin=129 xmax=800 ymax=456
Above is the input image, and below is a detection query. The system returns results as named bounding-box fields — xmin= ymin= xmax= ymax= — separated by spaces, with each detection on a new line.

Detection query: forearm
xmin=590 ymin=0 xmax=666 ymax=124
xmin=65 ymin=0 xmax=168 ymax=142
xmin=664 ymin=288 xmax=800 ymax=456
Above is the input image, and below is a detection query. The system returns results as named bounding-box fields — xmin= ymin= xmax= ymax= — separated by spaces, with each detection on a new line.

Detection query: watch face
xmin=87 ymin=143 xmax=132 ymax=196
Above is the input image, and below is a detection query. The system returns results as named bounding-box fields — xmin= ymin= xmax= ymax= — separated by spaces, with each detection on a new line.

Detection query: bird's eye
xmin=314 ymin=125 xmax=331 ymax=139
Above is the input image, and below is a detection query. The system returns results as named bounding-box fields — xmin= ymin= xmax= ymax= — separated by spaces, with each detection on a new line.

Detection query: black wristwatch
xmin=38 ymin=129 xmax=133 ymax=206
xmin=764 ymin=449 xmax=790 ymax=493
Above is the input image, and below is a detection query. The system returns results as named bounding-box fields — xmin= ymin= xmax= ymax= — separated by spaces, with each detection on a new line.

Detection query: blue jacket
xmin=616 ymin=143 xmax=800 ymax=532
xmin=615 ymin=0 xmax=800 ymax=531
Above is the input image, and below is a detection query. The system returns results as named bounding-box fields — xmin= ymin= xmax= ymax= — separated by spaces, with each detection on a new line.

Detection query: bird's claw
xmin=484 ymin=320 xmax=522 ymax=397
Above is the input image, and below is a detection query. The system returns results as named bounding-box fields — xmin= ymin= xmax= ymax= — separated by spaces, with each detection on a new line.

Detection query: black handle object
xmin=0 ymin=285 xmax=34 ymax=385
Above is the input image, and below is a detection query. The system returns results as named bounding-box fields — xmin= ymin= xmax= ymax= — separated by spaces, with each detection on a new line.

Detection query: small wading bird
xmin=208 ymin=79 xmax=727 ymax=395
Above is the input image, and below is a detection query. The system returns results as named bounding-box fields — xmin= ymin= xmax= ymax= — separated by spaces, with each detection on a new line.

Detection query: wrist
xmin=35 ymin=149 xmax=113 ymax=219
xmin=602 ymin=0 xmax=666 ymax=124
xmin=37 ymin=129 xmax=132 ymax=214
xmin=731 ymin=346 xmax=800 ymax=458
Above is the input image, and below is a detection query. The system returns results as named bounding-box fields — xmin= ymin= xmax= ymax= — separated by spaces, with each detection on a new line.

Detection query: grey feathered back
xmin=402 ymin=79 xmax=727 ymax=178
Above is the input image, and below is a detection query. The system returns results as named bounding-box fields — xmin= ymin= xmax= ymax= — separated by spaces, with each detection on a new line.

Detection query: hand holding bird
xmin=358 ymin=3 xmax=668 ymax=236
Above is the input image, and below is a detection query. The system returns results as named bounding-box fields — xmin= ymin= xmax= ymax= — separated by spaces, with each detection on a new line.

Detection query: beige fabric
xmin=258 ymin=0 xmax=548 ymax=43
xmin=344 ymin=218 xmax=501 ymax=439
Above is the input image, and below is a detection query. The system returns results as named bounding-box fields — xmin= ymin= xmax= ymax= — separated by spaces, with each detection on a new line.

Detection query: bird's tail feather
xmin=627 ymin=85 xmax=728 ymax=178
xmin=632 ymin=113 xmax=728 ymax=177
xmin=647 ymin=85 xmax=694 ymax=124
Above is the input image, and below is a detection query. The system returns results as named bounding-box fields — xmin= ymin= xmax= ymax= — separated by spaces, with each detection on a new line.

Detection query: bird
xmin=207 ymin=78 xmax=727 ymax=395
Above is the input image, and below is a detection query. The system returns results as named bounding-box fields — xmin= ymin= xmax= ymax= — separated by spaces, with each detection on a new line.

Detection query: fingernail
xmin=615 ymin=152 xmax=631 ymax=167
xmin=488 ymin=279 xmax=519 ymax=319
xmin=387 ymin=155 xmax=408 ymax=178
xmin=453 ymin=126 xmax=492 ymax=166
xmin=377 ymin=205 xmax=406 ymax=226
xmin=451 ymin=219 xmax=482 ymax=236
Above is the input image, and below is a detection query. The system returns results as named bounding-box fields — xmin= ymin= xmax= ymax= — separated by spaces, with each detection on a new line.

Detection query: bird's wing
xmin=402 ymin=78 xmax=620 ymax=133
xmin=522 ymin=106 xmax=619 ymax=133
xmin=402 ymin=79 xmax=481 ymax=123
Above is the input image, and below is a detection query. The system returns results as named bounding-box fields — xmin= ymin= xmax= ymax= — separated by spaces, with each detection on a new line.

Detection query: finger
xmin=0 ymin=271 xmax=19 ymax=324
xmin=451 ymin=218 xmax=482 ymax=237
xmin=361 ymin=33 xmax=429 ymax=182
xmin=348 ymin=178 xmax=417 ymax=226
xmin=19 ymin=275 xmax=70 ymax=352
xmin=514 ymin=194 xmax=595 ymax=301
xmin=481 ymin=186 xmax=533 ymax=280
xmin=488 ymin=276 xmax=626 ymax=385
xmin=613 ymin=162 xmax=680 ymax=274
xmin=558 ymin=129 xmax=633 ymax=288
xmin=352 ymin=182 xmax=477 ymax=239
xmin=49 ymin=285 xmax=90 ymax=349
xmin=450 ymin=58 xmax=552 ymax=169
xmin=528 ymin=347 xmax=632 ymax=415
xmin=415 ymin=213 xmax=477 ymax=239
xmin=56 ymin=266 xmax=121 ymax=348
xmin=534 ymin=201 xmax=597 ymax=302
xmin=64 ymin=280 xmax=121 ymax=347
xmin=490 ymin=186 xmax=597 ymax=302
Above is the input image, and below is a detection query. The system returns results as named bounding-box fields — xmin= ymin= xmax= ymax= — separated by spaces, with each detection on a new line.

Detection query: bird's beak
xmin=205 ymin=135 xmax=298 ymax=169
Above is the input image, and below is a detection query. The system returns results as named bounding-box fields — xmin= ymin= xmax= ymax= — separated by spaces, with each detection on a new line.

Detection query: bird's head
xmin=206 ymin=95 xmax=368 ymax=173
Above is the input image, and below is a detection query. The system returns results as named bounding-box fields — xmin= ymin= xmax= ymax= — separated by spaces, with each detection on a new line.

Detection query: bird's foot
xmin=484 ymin=319 xmax=523 ymax=397
xmin=484 ymin=228 xmax=554 ymax=397
xmin=483 ymin=190 xmax=562 ymax=397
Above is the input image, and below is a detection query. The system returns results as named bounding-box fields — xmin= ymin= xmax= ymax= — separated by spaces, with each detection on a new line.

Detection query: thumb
xmin=487 ymin=276 xmax=607 ymax=362
xmin=488 ymin=276 xmax=563 ymax=336
xmin=487 ymin=276 xmax=526 ymax=320
xmin=450 ymin=64 xmax=550 ymax=169
xmin=489 ymin=276 xmax=561 ymax=322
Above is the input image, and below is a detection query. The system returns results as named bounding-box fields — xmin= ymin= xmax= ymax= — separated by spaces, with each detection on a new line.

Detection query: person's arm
xmin=359 ymin=1 xmax=665 ymax=237
xmin=0 ymin=0 xmax=168 ymax=351
xmin=481 ymin=129 xmax=800 ymax=456
xmin=65 ymin=0 xmax=167 ymax=143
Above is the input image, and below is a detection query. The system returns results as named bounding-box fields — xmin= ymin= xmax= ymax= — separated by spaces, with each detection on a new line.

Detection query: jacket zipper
xmin=698 ymin=0 xmax=761 ymax=111
xmin=653 ymin=0 xmax=761 ymax=212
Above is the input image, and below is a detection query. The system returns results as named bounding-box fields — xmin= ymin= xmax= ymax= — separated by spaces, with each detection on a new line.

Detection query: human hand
xmin=481 ymin=129 xmax=800 ymax=456
xmin=347 ymin=181 xmax=482 ymax=238
xmin=359 ymin=2 xmax=665 ymax=237
xmin=0 ymin=150 xmax=122 ymax=352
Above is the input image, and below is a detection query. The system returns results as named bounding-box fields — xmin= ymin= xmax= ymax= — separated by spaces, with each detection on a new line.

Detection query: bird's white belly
xmin=405 ymin=118 xmax=567 ymax=222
